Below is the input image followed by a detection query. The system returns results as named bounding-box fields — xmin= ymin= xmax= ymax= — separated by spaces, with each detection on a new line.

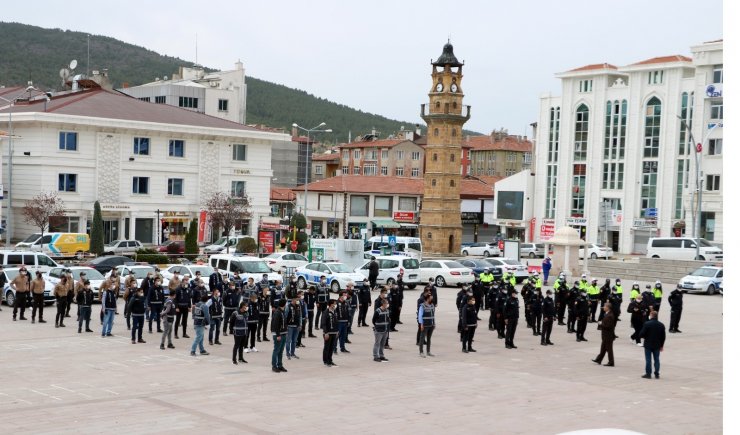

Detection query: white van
xmin=646 ymin=237 xmax=723 ymax=261
xmin=208 ymin=254 xmax=282 ymax=283
xmin=203 ymin=236 xmax=249 ymax=254
xmin=355 ymin=255 xmax=421 ymax=289
xmin=0 ymin=250 xmax=59 ymax=273
xmin=364 ymin=236 xmax=423 ymax=260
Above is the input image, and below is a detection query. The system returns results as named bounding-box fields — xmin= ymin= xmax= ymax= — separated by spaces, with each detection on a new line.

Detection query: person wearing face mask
xmin=315 ymin=276 xmax=329 ymax=329
xmin=244 ymin=277 xmax=258 ymax=297
xmin=271 ymin=299 xmax=288 ymax=372
xmin=285 ymin=295 xmax=303 ymax=359
xmin=346 ymin=285 xmax=358 ymax=338
xmin=566 ymin=283 xmax=579 ymax=334
xmin=76 ymin=280 xmax=95 ymax=333
xmin=228 ymin=301 xmax=249 ymax=365
xmin=608 ymin=286 xmax=622 ymax=323
xmin=504 ymin=289 xmax=520 ymax=349
xmin=322 ymin=299 xmax=339 ymax=367
xmin=598 ymin=279 xmax=612 ymax=322
xmin=257 ymin=287 xmax=272 ymax=343
xmin=334 ymin=291 xmax=350 ymax=354
xmin=357 ymin=279 xmax=371 ymax=328
xmin=530 ymin=288 xmax=543 ymax=336
xmin=629 ymin=295 xmax=648 ymax=346
xmin=160 ymin=289 xmax=176 ymax=350
xmin=630 ymin=283 xmax=640 ymax=301
xmin=272 ymin=279 xmax=286 ymax=306
xmin=53 ymin=275 xmax=70 ymax=327
xmin=418 ymin=292 xmax=436 ymax=357
xmin=73 ymin=271 xmax=86 ymax=321
xmin=174 ymin=281 xmax=192 ymax=339
xmin=372 ymin=298 xmax=391 ymax=362
xmin=11 ymin=267 xmax=31 ymax=321
xmin=168 ymin=270 xmax=181 ymax=294
xmin=541 ymin=290 xmax=556 ymax=346
xmin=147 ymin=277 xmax=165 ymax=333
xmin=305 ymin=286 xmax=318 ymax=337
xmin=128 ymin=287 xmax=147 ymax=344
xmin=221 ymin=280 xmax=239 ymax=337
xmin=209 ymin=268 xmax=224 ymax=294
xmin=575 ymin=289 xmax=590 ymax=342
xmin=30 ymin=271 xmax=47 ymax=323
xmin=296 ymin=290 xmax=308 ymax=348
xmin=461 ymin=295 xmax=477 ymax=353
xmin=101 ymin=281 xmax=117 ymax=337
xmin=246 ymin=293 xmax=260 ymax=353
xmin=122 ymin=280 xmax=138 ymax=330
xmin=208 ymin=289 xmax=224 ymax=346
xmin=653 ymin=280 xmax=664 ymax=313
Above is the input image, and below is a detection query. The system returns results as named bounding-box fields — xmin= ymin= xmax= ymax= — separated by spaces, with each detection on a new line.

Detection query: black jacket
xmin=504 ymin=296 xmax=519 ymax=319
xmin=368 ymin=261 xmax=379 ymax=278
xmin=76 ymin=289 xmax=94 ymax=306
xmin=461 ymin=304 xmax=477 ymax=327
xmin=575 ymin=295 xmax=590 ymax=316
xmin=543 ymin=296 xmax=556 ymax=317
xmin=668 ymin=290 xmax=683 ymax=309
xmin=322 ymin=308 xmax=338 ymax=334
xmin=530 ymin=294 xmax=543 ymax=315
xmin=209 ymin=272 xmax=224 ymax=292
xmin=358 ymin=285 xmax=372 ymax=304
xmin=639 ymin=319 xmax=666 ymax=349
xmin=175 ymin=287 xmax=191 ymax=307
xmin=128 ymin=294 xmax=146 ymax=316
xmin=285 ymin=302 xmax=303 ymax=327
xmin=270 ymin=308 xmax=287 ymax=335
xmin=372 ymin=307 xmax=390 ymax=333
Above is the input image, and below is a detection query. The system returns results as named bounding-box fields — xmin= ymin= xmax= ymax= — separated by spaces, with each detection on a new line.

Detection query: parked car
xmin=161 ymin=264 xmax=216 ymax=281
xmin=460 ymin=242 xmax=500 ymax=257
xmin=295 ymin=262 xmax=366 ymax=293
xmin=0 ymin=250 xmax=59 ymax=273
xmin=15 ymin=232 xmax=90 ymax=259
xmin=677 ymin=266 xmax=723 ymax=295
xmin=157 ymin=240 xmax=185 ymax=254
xmin=80 ymin=255 xmax=132 ymax=275
xmin=208 ymin=254 xmax=281 ymax=283
xmin=418 ymin=260 xmax=475 ymax=288
xmin=203 ymin=236 xmax=249 ymax=255
xmin=103 ymin=240 xmax=144 ymax=256
xmin=520 ymin=243 xmax=545 ymax=258
xmin=456 ymin=258 xmax=503 ymax=279
xmin=2 ymin=267 xmax=55 ymax=307
xmin=263 ymin=253 xmax=309 ymax=272
xmin=355 ymin=255 xmax=421 ymax=289
xmin=106 ymin=264 xmax=170 ymax=289
xmin=646 ymin=237 xmax=723 ymax=261
xmin=579 ymin=243 xmax=614 ymax=259
xmin=46 ymin=266 xmax=105 ymax=300
xmin=483 ymin=258 xmax=529 ymax=282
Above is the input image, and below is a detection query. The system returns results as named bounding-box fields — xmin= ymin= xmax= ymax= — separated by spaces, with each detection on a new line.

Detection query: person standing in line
xmin=592 ymin=302 xmax=616 ymax=366
xmin=11 ymin=266 xmax=31 ymax=321
xmin=554 ymin=274 xmax=567 ymax=325
xmin=598 ymin=279 xmax=611 ymax=321
xmin=244 ymin=277 xmax=258 ymax=297
xmin=347 ymin=285 xmax=358 ymax=338
xmin=257 ymin=286 xmax=272 ymax=342
xmin=542 ymin=257 xmax=552 ymax=286
xmin=368 ymin=257 xmax=379 ymax=290
xmin=416 ymin=287 xmax=431 ymax=346
xmin=504 ymin=289 xmax=520 ymax=349
xmin=64 ymin=269 xmax=75 ymax=318
xmin=76 ymin=280 xmax=94 ymax=333
xmin=472 ymin=274 xmax=486 ymax=318
xmin=566 ymin=284 xmax=578 ymax=334
xmin=541 ymin=289 xmax=555 ymax=346
xmin=417 ymin=292 xmax=436 ymax=357
xmin=608 ymin=286 xmax=623 ymax=324
xmin=461 ymin=295 xmax=478 ymax=353
xmin=388 ymin=283 xmax=402 ymax=332
xmin=629 ymin=283 xmax=640 ymax=301
xmin=30 ymin=271 xmax=47 ymax=323
xmin=222 ymin=280 xmax=239 ymax=337
xmin=296 ymin=290 xmax=308 ymax=348
xmin=285 ymin=295 xmax=302 ymax=360
xmin=228 ymin=301 xmax=249 ymax=365
xmin=653 ymin=281 xmax=664 ymax=313
xmin=315 ymin=276 xmax=330 ymax=329
xmin=209 ymin=267 xmax=224 ymax=294
xmin=629 ymin=294 xmax=648 ymax=346
xmin=322 ymin=299 xmax=339 ymax=367
xmin=74 ymin=271 xmax=86 ymax=322
xmin=575 ymin=289 xmax=590 ymax=342
xmin=160 ymin=289 xmax=176 ymax=350
xmin=168 ymin=270 xmax=181 ymax=294
xmin=587 ymin=279 xmax=600 ymax=322
xmin=306 ymin=285 xmax=318 ymax=337
xmin=668 ymin=287 xmax=683 ymax=333
xmin=530 ymin=288 xmax=543 ymax=336
xmin=101 ymin=284 xmax=117 ymax=337
xmin=190 ymin=294 xmax=211 ymax=356
xmin=208 ymin=289 xmax=224 ymax=346
xmin=486 ymin=281 xmax=498 ymax=331
xmin=246 ymin=293 xmax=260 ymax=353
xmin=128 ymin=287 xmax=147 ymax=344
xmin=372 ymin=299 xmax=390 ymax=362
xmin=270 ymin=299 xmax=288 ymax=373
xmin=335 ymin=291 xmax=351 ymax=354
xmin=122 ymin=280 xmax=138 ymax=330
xmin=146 ymin=277 xmax=165 ymax=334
xmin=357 ymin=278 xmax=371 ymax=327
xmin=174 ymin=280 xmax=192 ymax=339
xmin=639 ymin=311 xmax=666 ymax=379
xmin=53 ymin=275 xmax=69 ymax=328
xmin=495 ymin=285 xmax=507 ymax=339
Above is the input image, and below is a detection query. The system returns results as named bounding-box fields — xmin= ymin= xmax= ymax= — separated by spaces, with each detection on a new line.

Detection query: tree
xmin=236 ymin=237 xmax=257 ymax=254
xmin=204 ymin=191 xmax=252 ymax=254
xmin=290 ymin=212 xmax=308 ymax=253
xmin=184 ymin=219 xmax=199 ymax=260
xmin=90 ymin=201 xmax=104 ymax=255
xmin=21 ymin=191 xmax=66 ymax=238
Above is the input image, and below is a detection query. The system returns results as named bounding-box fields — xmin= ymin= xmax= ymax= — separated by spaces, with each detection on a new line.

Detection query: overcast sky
xmin=3 ymin=0 xmax=722 ymax=135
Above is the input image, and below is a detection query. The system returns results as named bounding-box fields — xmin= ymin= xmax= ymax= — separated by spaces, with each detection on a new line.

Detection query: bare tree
xmin=204 ymin=191 xmax=252 ymax=253
xmin=21 ymin=191 xmax=66 ymax=237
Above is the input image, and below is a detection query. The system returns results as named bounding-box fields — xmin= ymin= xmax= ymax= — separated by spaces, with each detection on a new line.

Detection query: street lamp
xmin=676 ymin=115 xmax=721 ymax=259
xmin=292 ymin=122 xmax=332 ymax=220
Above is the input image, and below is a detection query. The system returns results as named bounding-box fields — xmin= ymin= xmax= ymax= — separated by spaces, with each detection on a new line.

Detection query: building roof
xmin=433 ymin=42 xmax=463 ymax=67
xmin=630 ymin=55 xmax=692 ymax=65
xmin=312 ymin=153 xmax=341 ymax=162
xmin=294 ymin=175 xmax=493 ymax=199
xmin=270 ymin=187 xmax=296 ymax=202
xmin=568 ymin=63 xmax=618 ymax=72
xmin=338 ymin=139 xmax=408 ymax=149
xmin=465 ymin=135 xmax=532 ymax=153
xmin=470 ymin=175 xmax=504 ymax=188
xmin=0 ymin=87 xmax=262 ymax=132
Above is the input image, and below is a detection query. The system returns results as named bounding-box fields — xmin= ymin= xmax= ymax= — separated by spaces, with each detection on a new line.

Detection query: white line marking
xmin=27 ymin=388 xmax=62 ymax=401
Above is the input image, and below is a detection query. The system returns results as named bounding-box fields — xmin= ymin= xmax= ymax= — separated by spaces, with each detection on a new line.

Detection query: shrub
xmin=236 ymin=237 xmax=258 ymax=254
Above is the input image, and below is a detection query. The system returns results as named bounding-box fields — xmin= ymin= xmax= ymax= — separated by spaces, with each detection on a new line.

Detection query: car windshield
xmin=213 ymin=237 xmax=227 ymax=245
xmin=74 ymin=269 xmax=105 ymax=280
xmin=21 ymin=233 xmax=41 ymax=243
xmin=443 ymin=261 xmax=465 ymax=269
xmin=690 ymin=268 xmax=719 ymax=278
xmin=109 ymin=240 xmax=120 ymax=246
xmin=402 ymin=259 xmax=419 ymax=269
xmin=407 ymin=243 xmax=422 ymax=251
xmin=5 ymin=270 xmax=19 ymax=280
xmin=329 ymin=264 xmax=353 ymax=273
xmin=266 ymin=253 xmax=282 ymax=259
xmin=131 ymin=266 xmax=156 ymax=276
xmin=502 ymin=259 xmax=520 ymax=265
xmin=234 ymin=260 xmax=271 ymax=274
xmin=189 ymin=266 xmax=215 ymax=277
xmin=697 ymin=239 xmax=714 ymax=247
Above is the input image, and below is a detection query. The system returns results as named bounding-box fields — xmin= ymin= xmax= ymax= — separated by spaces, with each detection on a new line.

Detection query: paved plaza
xmin=0 ymin=284 xmax=722 ymax=434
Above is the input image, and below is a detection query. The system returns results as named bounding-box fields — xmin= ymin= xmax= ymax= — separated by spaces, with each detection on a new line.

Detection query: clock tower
xmin=419 ymin=42 xmax=471 ymax=255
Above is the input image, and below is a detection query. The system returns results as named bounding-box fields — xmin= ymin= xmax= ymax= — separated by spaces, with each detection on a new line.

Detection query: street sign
xmin=388 ymin=235 xmax=397 ymax=247
xmin=646 ymin=208 xmax=658 ymax=218
xmin=696 ymin=143 xmax=703 ymax=153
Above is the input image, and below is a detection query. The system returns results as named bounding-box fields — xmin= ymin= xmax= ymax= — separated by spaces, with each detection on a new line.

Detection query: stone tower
xmin=419 ymin=42 xmax=471 ymax=255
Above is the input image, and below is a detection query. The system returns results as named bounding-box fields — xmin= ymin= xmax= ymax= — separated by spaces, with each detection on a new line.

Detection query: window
xmin=431 ymin=179 xmax=437 ymax=187
xmin=395 ymin=167 xmax=404 ymax=176
xmin=365 ymin=150 xmax=377 ymax=160
xmin=354 ymin=149 xmax=361 ymax=159
xmin=573 ymin=104 xmax=589 ymax=161
xmin=231 ymin=181 xmax=245 ymax=197
xmin=59 ymin=132 xmax=78 ymax=151
xmin=545 ymin=165 xmax=558 ymax=219
xmin=155 ymin=96 xmax=166 ymax=104
xmin=644 ymin=97 xmax=661 ymax=158
xmin=398 ymin=197 xmax=416 ymax=211
xmin=132 ymin=176 xmax=149 ymax=194
xmin=603 ymin=100 xmax=628 ymax=160
xmin=708 ymin=138 xmax=722 ymax=155
xmin=218 ymin=99 xmax=229 ymax=111
xmin=571 ymin=164 xmax=586 ymax=217
xmin=488 ymin=152 xmax=496 ymax=162
xmin=178 ymin=96 xmax=198 ymax=108
xmin=396 ymin=150 xmax=405 ymax=160
xmin=319 ymin=194 xmax=333 ymax=211
xmin=713 ymin=65 xmax=723 ymax=84
xmin=505 ymin=169 xmax=516 ymax=176
xmin=648 ymin=70 xmax=664 ymax=85
xmin=706 ymin=175 xmax=721 ymax=191
xmin=381 ymin=166 xmax=388 ymax=175
xmin=449 ymin=179 xmax=455 ymax=187
xmin=138 ymin=97 xmax=150 ymax=102
xmin=133 ymin=137 xmax=150 ymax=155
xmin=363 ymin=164 xmax=377 ymax=176
xmin=411 ymin=168 xmax=420 ymax=177
xmin=381 ymin=149 xmax=389 ymax=159
xmin=433 ymin=128 xmax=439 ymax=137
xmin=601 ymin=162 xmax=624 ymax=190
xmin=640 ymin=161 xmax=658 ymax=216
xmin=432 ymin=153 xmax=438 ymax=161
xmin=506 ymin=152 xmax=516 ymax=162
xmin=523 ymin=152 xmax=532 ymax=164
xmin=710 ymin=103 xmax=723 ymax=120
xmin=547 ymin=106 xmax=561 ymax=163
xmin=232 ymin=144 xmax=247 ymax=161
xmin=451 ymin=129 xmax=457 ymax=137
xmin=58 ymin=174 xmax=77 ymax=192
xmin=342 ymin=166 xmax=349 ymax=174
xmin=675 ymin=159 xmax=687 ymax=219
xmin=374 ymin=196 xmax=392 ymax=217
xmin=168 ymin=178 xmax=184 ymax=196
xmin=353 ymin=166 xmax=360 ymax=175
xmin=450 ymin=153 xmax=455 ymax=162
xmin=315 ymin=165 xmax=324 ymax=175
xmin=411 ymin=151 xmax=420 ymax=161
xmin=350 ymin=195 xmax=369 ymax=216
xmin=169 ymin=140 xmax=185 ymax=157
xmin=49 ymin=216 xmax=80 ymax=233
xmin=678 ymin=92 xmax=694 ymax=156
xmin=578 ymin=79 xmax=593 ymax=92
xmin=342 ymin=150 xmax=350 ymax=160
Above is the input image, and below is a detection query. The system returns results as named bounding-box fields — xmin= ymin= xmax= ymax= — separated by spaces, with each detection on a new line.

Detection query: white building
xmin=492 ymin=170 xmax=535 ymax=241
xmin=533 ymin=40 xmax=723 ymax=254
xmin=0 ymin=83 xmax=290 ymax=244
xmin=118 ymin=62 xmax=247 ymax=125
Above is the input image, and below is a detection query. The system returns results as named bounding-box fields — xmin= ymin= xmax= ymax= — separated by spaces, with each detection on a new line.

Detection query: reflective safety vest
xmin=535 ymin=278 xmax=543 ymax=289
xmin=630 ymin=289 xmax=639 ymax=300
xmin=193 ymin=302 xmax=205 ymax=327
xmin=480 ymin=273 xmax=494 ymax=284
xmin=509 ymin=275 xmax=516 ymax=286
xmin=654 ymin=288 xmax=663 ymax=299
xmin=587 ymin=284 xmax=599 ymax=297
xmin=578 ymin=280 xmax=588 ymax=291
xmin=614 ymin=285 xmax=623 ymax=294
xmin=553 ymin=280 xmax=562 ymax=291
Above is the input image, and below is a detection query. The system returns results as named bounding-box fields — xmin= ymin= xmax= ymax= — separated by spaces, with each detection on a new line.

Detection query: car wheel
xmin=435 ymin=276 xmax=446 ymax=287
xmin=407 ymin=284 xmax=417 ymax=290
xmin=652 ymin=255 xmax=660 ymax=259
xmin=462 ymin=250 xmax=469 ymax=256
xmin=695 ymin=255 xmax=706 ymax=261
xmin=707 ymin=284 xmax=716 ymax=295
xmin=483 ymin=251 xmax=490 ymax=257
xmin=297 ymin=277 xmax=307 ymax=290
xmin=528 ymin=252 xmax=535 ymax=258
xmin=331 ymin=281 xmax=340 ymax=293
xmin=590 ymin=253 xmax=598 ymax=259
xmin=5 ymin=291 xmax=15 ymax=307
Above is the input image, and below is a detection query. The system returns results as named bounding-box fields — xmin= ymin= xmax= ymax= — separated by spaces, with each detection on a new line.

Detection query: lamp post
xmin=676 ymin=116 xmax=721 ymax=259
xmin=291 ymin=122 xmax=332 ymax=220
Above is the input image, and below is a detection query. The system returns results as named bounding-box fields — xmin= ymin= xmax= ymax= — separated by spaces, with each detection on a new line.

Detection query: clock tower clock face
xmin=451 ymin=83 xmax=458 ymax=93
xmin=435 ymin=83 xmax=443 ymax=92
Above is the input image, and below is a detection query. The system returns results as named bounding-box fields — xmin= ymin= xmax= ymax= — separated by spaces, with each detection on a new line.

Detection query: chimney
xmin=292 ymin=126 xmax=298 ymax=138
xmin=415 ymin=124 xmax=421 ymax=136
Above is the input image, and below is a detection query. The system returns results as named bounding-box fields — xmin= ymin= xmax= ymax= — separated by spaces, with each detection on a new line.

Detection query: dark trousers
xmin=595 ymin=337 xmax=615 ymax=364
xmin=557 ymin=300 xmax=566 ymax=323
xmin=148 ymin=303 xmax=162 ymax=332
xmin=56 ymin=299 xmax=67 ymax=325
xmin=488 ymin=309 xmax=496 ymax=329
xmin=419 ymin=326 xmax=434 ymax=353
xmin=542 ymin=318 xmax=553 ymax=343
xmin=390 ymin=304 xmax=400 ymax=329
xmin=358 ymin=303 xmax=369 ymax=325
xmin=463 ymin=326 xmax=476 ymax=350
xmin=66 ymin=293 xmax=73 ymax=316
xmin=247 ymin=323 xmax=257 ymax=348
xmin=524 ymin=306 xmax=532 ymax=327
xmin=78 ymin=306 xmax=91 ymax=331
xmin=175 ymin=306 xmax=189 ymax=335
xmin=532 ymin=312 xmax=542 ymax=334
xmin=233 ymin=335 xmax=246 ymax=361
xmin=496 ymin=314 xmax=506 ymax=338
xmin=323 ymin=334 xmax=337 ymax=363
xmin=315 ymin=303 xmax=327 ymax=328
xmin=32 ymin=293 xmax=44 ymax=321
xmin=131 ymin=315 xmax=144 ymax=341
xmin=223 ymin=308 xmax=235 ymax=333
xmin=336 ymin=322 xmax=348 ymax=351
xmin=258 ymin=314 xmax=269 ymax=340
xmin=307 ymin=310 xmax=315 ymax=335
xmin=209 ymin=318 xmax=222 ymax=343
xmin=13 ymin=292 xmax=29 ymax=318
xmin=670 ymin=308 xmax=682 ymax=331
xmin=589 ymin=298 xmax=598 ymax=321
xmin=567 ymin=307 xmax=576 ymax=331
xmin=631 ymin=318 xmax=644 ymax=343
xmin=576 ymin=316 xmax=587 ymax=339
xmin=505 ymin=318 xmax=517 ymax=346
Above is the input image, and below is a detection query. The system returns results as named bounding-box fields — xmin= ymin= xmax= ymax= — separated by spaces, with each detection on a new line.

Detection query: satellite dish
xmin=69 ymin=59 xmax=78 ymax=70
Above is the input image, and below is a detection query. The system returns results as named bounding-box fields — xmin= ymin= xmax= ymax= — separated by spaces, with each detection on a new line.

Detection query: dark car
xmin=157 ymin=240 xmax=185 ymax=254
xmin=80 ymin=255 xmax=132 ymax=274
xmin=456 ymin=258 xmax=503 ymax=280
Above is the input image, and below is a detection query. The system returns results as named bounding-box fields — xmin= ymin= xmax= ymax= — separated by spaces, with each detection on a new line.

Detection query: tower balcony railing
xmin=420 ymin=103 xmax=471 ymax=121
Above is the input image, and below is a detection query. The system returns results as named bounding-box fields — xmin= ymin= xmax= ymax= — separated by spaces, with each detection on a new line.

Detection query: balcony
xmin=420 ymin=103 xmax=471 ymax=121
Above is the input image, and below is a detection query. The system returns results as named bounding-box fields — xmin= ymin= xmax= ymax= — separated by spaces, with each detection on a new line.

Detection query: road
xmin=0 ymin=284 xmax=722 ymax=434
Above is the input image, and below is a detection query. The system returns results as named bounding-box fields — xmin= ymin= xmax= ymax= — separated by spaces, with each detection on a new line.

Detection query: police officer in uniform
xmin=487 ymin=281 xmax=499 ymax=330
xmin=598 ymin=279 xmax=611 ymax=321
xmin=270 ymin=299 xmax=288 ymax=372
xmin=653 ymin=280 xmax=664 ymax=313
xmin=30 ymin=271 xmax=47 ymax=323
xmin=588 ymin=278 xmax=600 ymax=322
xmin=208 ymin=289 xmax=224 ymax=346
xmin=521 ymin=278 xmax=533 ymax=329
xmin=160 ymin=289 xmax=176 ymax=350
xmin=147 ymin=277 xmax=165 ymax=333
xmin=575 ymin=289 xmax=590 ymax=342
xmin=306 ymin=285 xmax=318 ymax=336
xmin=629 ymin=294 xmax=648 ymax=345
xmin=357 ymin=278 xmax=372 ymax=327
xmin=668 ymin=287 xmax=683 ymax=333
xmin=495 ymin=285 xmax=507 ymax=339
xmin=257 ymin=286 xmax=272 ymax=342
xmin=630 ymin=283 xmax=640 ymax=301
xmin=174 ymin=281 xmax=192 ymax=339
xmin=11 ymin=267 xmax=31 ymax=321
xmin=461 ymin=295 xmax=478 ymax=353
xmin=209 ymin=268 xmax=224 ymax=294
xmin=554 ymin=274 xmax=568 ymax=325
xmin=504 ymin=289 xmax=520 ymax=349
xmin=322 ymin=299 xmax=339 ymax=367
xmin=566 ymin=283 xmax=578 ymax=333
xmin=389 ymin=282 xmax=402 ymax=331
xmin=128 ymin=287 xmax=147 ymax=344
xmin=246 ymin=293 xmax=260 ymax=352
xmin=372 ymin=299 xmax=390 ymax=362
xmin=541 ymin=289 xmax=555 ymax=345
xmin=315 ymin=276 xmax=329 ymax=329
xmin=530 ymin=288 xmax=543 ymax=336
xmin=222 ymin=280 xmax=240 ymax=337
xmin=190 ymin=294 xmax=211 ymax=356
xmin=418 ymin=293 xmax=436 ymax=357
xmin=228 ymin=301 xmax=249 ymax=364
xmin=76 ymin=280 xmax=94 ymax=333
xmin=53 ymin=275 xmax=69 ymax=328
xmin=612 ymin=279 xmax=624 ymax=320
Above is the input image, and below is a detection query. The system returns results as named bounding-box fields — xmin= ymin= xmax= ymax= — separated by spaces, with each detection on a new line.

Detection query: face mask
xmin=300 ymin=296 xmax=304 ymax=300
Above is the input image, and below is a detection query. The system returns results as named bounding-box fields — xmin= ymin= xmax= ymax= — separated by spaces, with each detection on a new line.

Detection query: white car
xmin=483 ymin=258 xmax=529 ymax=282
xmin=208 ymin=254 xmax=282 ymax=283
xmin=355 ymin=256 xmax=421 ymax=289
xmin=295 ymin=262 xmax=366 ymax=293
xmin=2 ymin=267 xmax=55 ymax=307
xmin=161 ymin=264 xmax=216 ymax=281
xmin=46 ymin=266 xmax=106 ymax=300
xmin=264 ymin=253 xmax=309 ymax=272
xmin=105 ymin=265 xmax=170 ymax=288
xmin=460 ymin=242 xmax=500 ymax=257
xmin=103 ymin=240 xmax=144 ymax=256
xmin=203 ymin=236 xmax=248 ymax=255
xmin=678 ymin=266 xmax=723 ymax=295
xmin=418 ymin=260 xmax=474 ymax=287
xmin=579 ymin=243 xmax=613 ymax=259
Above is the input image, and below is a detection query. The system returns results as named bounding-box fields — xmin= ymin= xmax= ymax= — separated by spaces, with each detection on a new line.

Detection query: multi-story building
xmin=311 ymin=152 xmax=341 ymax=181
xmin=0 ymin=82 xmax=289 ymax=244
xmin=533 ymin=40 xmax=723 ymax=254
xmin=466 ymin=132 xmax=533 ymax=177
xmin=339 ymin=139 xmax=426 ymax=178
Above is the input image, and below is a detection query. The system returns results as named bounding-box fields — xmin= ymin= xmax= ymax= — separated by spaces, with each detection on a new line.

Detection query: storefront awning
xmin=399 ymin=223 xmax=418 ymax=228
xmin=371 ymin=219 xmax=401 ymax=229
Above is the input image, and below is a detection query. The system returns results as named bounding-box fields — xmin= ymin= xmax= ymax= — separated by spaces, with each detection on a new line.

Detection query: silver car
xmin=520 ymin=243 xmax=545 ymax=258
